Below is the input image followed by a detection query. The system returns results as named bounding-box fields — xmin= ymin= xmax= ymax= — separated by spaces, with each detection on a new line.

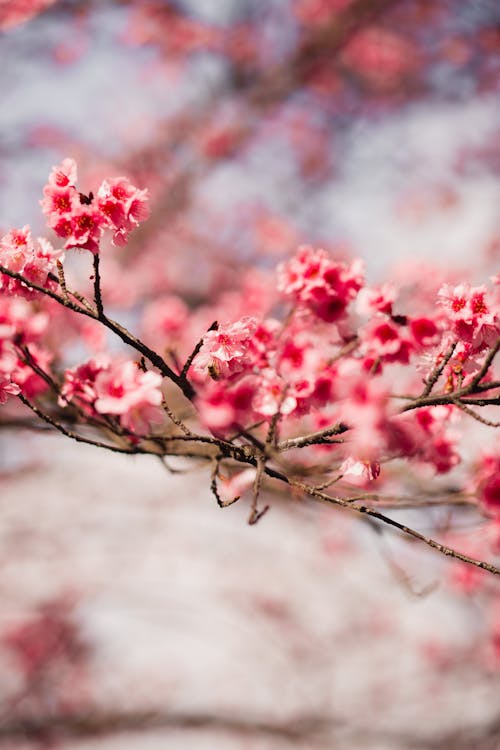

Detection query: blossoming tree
xmin=0 ymin=0 xmax=499 ymax=744
xmin=1 ymin=153 xmax=499 ymax=569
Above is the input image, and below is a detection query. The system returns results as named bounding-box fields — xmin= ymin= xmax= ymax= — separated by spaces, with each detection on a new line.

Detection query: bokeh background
xmin=1 ymin=1 xmax=500 ymax=748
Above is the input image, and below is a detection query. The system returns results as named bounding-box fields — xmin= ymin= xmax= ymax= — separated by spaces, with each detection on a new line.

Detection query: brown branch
xmin=0 ymin=263 xmax=195 ymax=400
xmin=453 ymin=400 xmax=500 ymax=428
xmin=0 ymin=709 xmax=328 ymax=744
xmin=401 ymin=345 xmax=500 ymax=415
xmin=248 ymin=455 xmax=269 ymax=525
xmin=92 ymin=253 xmax=104 ymax=317
xmin=285 ymin=478 xmax=500 ymax=576
xmin=121 ymin=0 xmax=405 ymax=256
xmin=17 ymin=394 xmax=148 ymax=456
xmin=277 ymin=423 xmax=349 ymax=451
xmin=421 ymin=341 xmax=457 ymax=397
xmin=181 ymin=320 xmax=218 ymax=379
xmin=210 ymin=457 xmax=240 ymax=508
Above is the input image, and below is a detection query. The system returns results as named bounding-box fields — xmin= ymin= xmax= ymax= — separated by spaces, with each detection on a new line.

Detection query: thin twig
xmin=17 ymin=394 xmax=148 ymax=456
xmin=92 ymin=253 xmax=104 ymax=317
xmin=56 ymin=260 xmax=70 ymax=304
xmin=0 ymin=263 xmax=195 ymax=400
xmin=277 ymin=423 xmax=348 ymax=451
xmin=161 ymin=399 xmax=193 ymax=436
xmin=181 ymin=320 xmax=218 ymax=379
xmin=286 ymin=478 xmax=500 ymax=576
xmin=421 ymin=341 xmax=457 ymax=397
xmin=210 ymin=457 xmax=240 ymax=508
xmin=248 ymin=455 xmax=269 ymax=525
xmin=453 ymin=400 xmax=500 ymax=427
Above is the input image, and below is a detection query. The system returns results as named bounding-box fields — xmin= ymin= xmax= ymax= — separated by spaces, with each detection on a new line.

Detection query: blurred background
xmin=0 ymin=0 xmax=500 ymax=747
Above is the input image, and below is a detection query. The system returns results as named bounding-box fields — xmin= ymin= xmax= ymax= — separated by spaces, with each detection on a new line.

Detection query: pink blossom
xmin=335 ymin=361 xmax=390 ymax=460
xmin=61 ymin=358 xmax=164 ymax=433
xmin=48 ymin=158 xmax=78 ymax=188
xmin=218 ymin=468 xmax=256 ymax=504
xmin=476 ymin=451 xmax=500 ymax=517
xmin=438 ymin=283 xmax=499 ymax=350
xmin=409 ymin=317 xmax=440 ymax=348
xmin=341 ymin=26 xmax=418 ymax=91
xmin=391 ymin=406 xmax=460 ymax=474
xmin=340 ymin=456 xmax=380 ymax=483
xmin=40 ymin=184 xmax=79 ymax=217
xmin=0 ymin=0 xmax=57 ymax=31
xmin=252 ymin=369 xmax=297 ymax=418
xmin=142 ymin=295 xmax=189 ymax=345
xmin=93 ymin=361 xmax=163 ymax=432
xmin=357 ymin=283 xmax=396 ymax=316
xmin=277 ymin=245 xmax=364 ymax=322
xmin=0 ymin=297 xmax=49 ymax=346
xmin=0 ymin=373 xmax=20 ymax=404
xmin=192 ymin=317 xmax=258 ymax=379
xmin=60 ymin=357 xmax=108 ymax=413
xmin=41 ymin=160 xmax=150 ymax=253
xmin=197 ymin=378 xmax=255 ymax=432
xmin=360 ymin=318 xmax=413 ymax=366
xmin=97 ymin=177 xmax=150 ymax=247
xmin=64 ymin=206 xmax=106 ymax=254
xmin=247 ymin=318 xmax=280 ymax=369
xmin=0 ymin=226 xmax=62 ymax=298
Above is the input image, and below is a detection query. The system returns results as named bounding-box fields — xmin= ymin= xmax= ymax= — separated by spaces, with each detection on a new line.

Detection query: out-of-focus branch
xmin=122 ymin=0 xmax=405 ymax=256
xmin=0 ymin=709 xmax=330 ymax=745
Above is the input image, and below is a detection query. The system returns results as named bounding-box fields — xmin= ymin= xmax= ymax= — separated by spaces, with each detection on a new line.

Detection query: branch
xmin=277 ymin=423 xmax=349 ymax=451
xmin=420 ymin=341 xmax=456 ymax=397
xmin=0 ymin=709 xmax=328 ymax=744
xmin=17 ymin=394 xmax=150 ymax=456
xmin=285 ymin=478 xmax=500 ymax=576
xmin=181 ymin=320 xmax=218 ymax=379
xmin=0 ymin=263 xmax=195 ymax=400
xmin=400 ymin=339 xmax=500 ymax=414
xmin=92 ymin=253 xmax=104 ymax=317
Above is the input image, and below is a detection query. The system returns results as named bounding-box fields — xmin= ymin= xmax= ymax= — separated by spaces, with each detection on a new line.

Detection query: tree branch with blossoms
xmin=1 ymin=159 xmax=499 ymax=577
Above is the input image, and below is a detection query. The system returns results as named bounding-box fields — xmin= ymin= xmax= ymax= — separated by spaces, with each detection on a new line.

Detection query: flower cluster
xmin=0 ymin=159 xmax=498 ymax=597
xmin=277 ymin=245 xmax=364 ymax=322
xmin=475 ymin=450 xmax=500 ymax=517
xmin=0 ymin=297 xmax=51 ymax=403
xmin=191 ymin=317 xmax=258 ymax=379
xmin=438 ymin=283 xmax=499 ymax=352
xmin=60 ymin=357 xmax=164 ymax=433
xmin=0 ymin=225 xmax=62 ymax=298
xmin=41 ymin=158 xmax=150 ymax=253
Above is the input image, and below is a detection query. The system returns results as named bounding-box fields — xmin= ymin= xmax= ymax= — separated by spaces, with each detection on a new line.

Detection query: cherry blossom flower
xmin=476 ymin=451 xmax=500 ymax=517
xmin=357 ymin=283 xmax=397 ymax=316
xmin=391 ymin=406 xmax=460 ymax=474
xmin=277 ymin=245 xmax=364 ymax=322
xmin=360 ymin=317 xmax=413 ymax=367
xmin=61 ymin=358 xmax=164 ymax=433
xmin=340 ymin=456 xmax=381 ymax=484
xmin=0 ymin=226 xmax=62 ymax=297
xmin=438 ymin=282 xmax=499 ymax=351
xmin=93 ymin=361 xmax=163 ymax=432
xmin=335 ymin=360 xmax=391 ymax=460
xmin=197 ymin=378 xmax=256 ymax=432
xmin=252 ymin=369 xmax=297 ymax=418
xmin=191 ymin=317 xmax=258 ymax=379
xmin=142 ymin=295 xmax=189 ymax=346
xmin=41 ymin=160 xmax=150 ymax=253
xmin=218 ymin=468 xmax=256 ymax=505
xmin=96 ymin=177 xmax=150 ymax=247
xmin=0 ymin=373 xmax=20 ymax=404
